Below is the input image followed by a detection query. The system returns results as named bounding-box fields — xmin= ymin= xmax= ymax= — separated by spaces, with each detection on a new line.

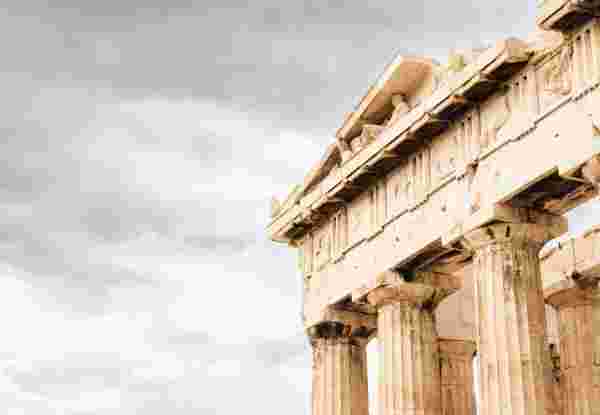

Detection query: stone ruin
xmin=267 ymin=2 xmax=600 ymax=414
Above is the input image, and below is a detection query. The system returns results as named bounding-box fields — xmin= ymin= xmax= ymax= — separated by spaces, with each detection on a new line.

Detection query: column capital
xmin=306 ymin=307 xmax=376 ymax=342
xmin=544 ymin=277 xmax=600 ymax=308
xmin=462 ymin=222 xmax=564 ymax=251
xmin=365 ymin=270 xmax=461 ymax=309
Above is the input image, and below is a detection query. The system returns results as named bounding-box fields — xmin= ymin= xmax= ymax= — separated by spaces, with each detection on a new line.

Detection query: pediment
xmin=336 ymin=55 xmax=440 ymax=142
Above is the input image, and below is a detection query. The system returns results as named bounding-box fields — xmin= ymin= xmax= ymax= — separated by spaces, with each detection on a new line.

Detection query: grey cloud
xmin=2 ymin=2 xmax=539 ymax=133
xmin=0 ymin=219 xmax=159 ymax=314
xmin=165 ymin=330 xmax=212 ymax=346
xmin=182 ymin=234 xmax=253 ymax=254
xmin=254 ymin=333 xmax=310 ymax=368
xmin=7 ymin=365 xmax=130 ymax=397
xmin=0 ymin=2 xmax=550 ymax=414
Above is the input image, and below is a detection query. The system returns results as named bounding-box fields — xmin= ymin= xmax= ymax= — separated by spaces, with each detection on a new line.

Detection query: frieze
xmin=331 ymin=207 xmax=348 ymax=260
xmin=290 ymin=33 xmax=600 ymax=321
xmin=572 ymin=25 xmax=598 ymax=93
xmin=368 ymin=179 xmax=387 ymax=237
xmin=455 ymin=107 xmax=482 ymax=168
xmin=386 ymin=94 xmax=411 ymax=126
xmin=313 ymin=224 xmax=331 ymax=271
xmin=481 ymin=90 xmax=511 ymax=151
xmin=542 ymin=44 xmax=573 ymax=99
xmin=431 ymin=129 xmax=458 ymax=188
xmin=386 ymin=159 xmax=411 ymax=219
xmin=301 ymin=233 xmax=314 ymax=277
xmin=347 ymin=192 xmax=372 ymax=248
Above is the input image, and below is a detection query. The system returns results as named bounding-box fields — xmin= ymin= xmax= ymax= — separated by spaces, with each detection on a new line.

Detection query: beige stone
xmin=308 ymin=320 xmax=371 ymax=415
xmin=545 ymin=278 xmax=600 ymax=415
xmin=366 ymin=272 xmax=460 ymax=415
xmin=267 ymin=8 xmax=600 ymax=415
xmin=439 ymin=338 xmax=477 ymax=415
xmin=463 ymin=222 xmax=559 ymax=415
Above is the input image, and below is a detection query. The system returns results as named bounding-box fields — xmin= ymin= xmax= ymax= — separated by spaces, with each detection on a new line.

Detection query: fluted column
xmin=545 ymin=277 xmax=600 ymax=415
xmin=439 ymin=338 xmax=477 ymax=415
xmin=594 ymin=288 xmax=600 ymax=415
xmin=463 ymin=222 xmax=563 ymax=415
xmin=366 ymin=271 xmax=461 ymax=415
xmin=308 ymin=315 xmax=374 ymax=415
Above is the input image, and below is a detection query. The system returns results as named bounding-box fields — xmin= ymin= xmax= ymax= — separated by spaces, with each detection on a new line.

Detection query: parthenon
xmin=267 ymin=1 xmax=600 ymax=414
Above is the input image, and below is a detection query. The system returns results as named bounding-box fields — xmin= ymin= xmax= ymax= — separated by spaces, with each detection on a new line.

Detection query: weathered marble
xmin=463 ymin=223 xmax=561 ymax=415
xmin=308 ymin=321 xmax=372 ymax=415
xmin=439 ymin=338 xmax=477 ymax=415
xmin=268 ymin=5 xmax=600 ymax=415
xmin=545 ymin=278 xmax=600 ymax=415
xmin=366 ymin=272 xmax=460 ymax=415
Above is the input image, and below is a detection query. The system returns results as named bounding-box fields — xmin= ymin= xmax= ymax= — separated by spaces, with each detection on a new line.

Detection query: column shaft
xmin=593 ymin=292 xmax=600 ymax=415
xmin=309 ymin=318 xmax=373 ymax=415
xmin=367 ymin=273 xmax=460 ymax=415
xmin=312 ymin=338 xmax=369 ymax=415
xmin=546 ymin=282 xmax=600 ymax=415
xmin=558 ymin=303 xmax=594 ymax=415
xmin=377 ymin=301 xmax=440 ymax=415
xmin=439 ymin=339 xmax=476 ymax=415
xmin=465 ymin=223 xmax=560 ymax=415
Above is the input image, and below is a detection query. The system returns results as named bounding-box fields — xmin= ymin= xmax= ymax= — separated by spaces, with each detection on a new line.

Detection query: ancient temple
xmin=267 ymin=1 xmax=600 ymax=414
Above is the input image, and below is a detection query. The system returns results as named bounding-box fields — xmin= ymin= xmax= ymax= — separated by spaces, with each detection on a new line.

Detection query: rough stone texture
xmin=439 ymin=338 xmax=477 ymax=415
xmin=545 ymin=279 xmax=600 ymax=415
xmin=436 ymin=268 xmax=476 ymax=340
xmin=366 ymin=276 xmax=458 ymax=415
xmin=309 ymin=322 xmax=370 ymax=415
xmin=463 ymin=223 xmax=559 ymax=415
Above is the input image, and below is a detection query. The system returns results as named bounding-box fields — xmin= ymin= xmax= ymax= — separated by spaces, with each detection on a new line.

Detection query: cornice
xmin=268 ymin=38 xmax=532 ymax=244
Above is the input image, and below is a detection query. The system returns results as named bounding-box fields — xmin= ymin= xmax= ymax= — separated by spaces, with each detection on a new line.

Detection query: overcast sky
xmin=2 ymin=1 xmax=600 ymax=414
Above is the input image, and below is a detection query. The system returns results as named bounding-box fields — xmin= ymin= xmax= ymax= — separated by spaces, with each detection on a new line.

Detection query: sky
xmin=2 ymin=1 xmax=600 ymax=414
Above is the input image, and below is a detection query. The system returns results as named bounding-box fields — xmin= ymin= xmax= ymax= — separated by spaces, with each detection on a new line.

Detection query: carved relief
xmin=481 ymin=89 xmax=511 ymax=148
xmin=302 ymin=233 xmax=314 ymax=276
xmin=386 ymin=94 xmax=411 ymax=126
xmin=369 ymin=181 xmax=386 ymax=233
xmin=313 ymin=225 xmax=331 ymax=271
xmin=465 ymin=161 xmax=496 ymax=215
xmin=331 ymin=208 xmax=348 ymax=258
xmin=336 ymin=136 xmax=353 ymax=163
xmin=397 ymin=144 xmax=434 ymax=208
xmin=430 ymin=129 xmax=458 ymax=188
xmin=386 ymin=161 xmax=410 ymax=218
xmin=543 ymin=45 xmax=573 ymax=97
xmin=349 ymin=124 xmax=384 ymax=155
xmin=456 ymin=108 xmax=482 ymax=167
xmin=348 ymin=192 xmax=371 ymax=247
xmin=465 ymin=164 xmax=481 ymax=214
xmin=572 ymin=27 xmax=597 ymax=91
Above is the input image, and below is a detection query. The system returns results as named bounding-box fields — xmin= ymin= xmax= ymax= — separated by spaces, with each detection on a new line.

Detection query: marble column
xmin=366 ymin=271 xmax=460 ymax=415
xmin=594 ymin=287 xmax=600 ymax=415
xmin=308 ymin=319 xmax=372 ymax=415
xmin=463 ymin=222 xmax=562 ymax=415
xmin=439 ymin=338 xmax=477 ymax=415
xmin=546 ymin=304 xmax=563 ymax=415
xmin=545 ymin=277 xmax=600 ymax=415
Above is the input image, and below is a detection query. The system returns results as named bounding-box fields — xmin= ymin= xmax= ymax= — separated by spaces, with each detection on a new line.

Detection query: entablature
xmin=289 ymin=21 xmax=600 ymax=328
xmin=269 ymin=19 xmax=600 ymax=247
xmin=268 ymin=38 xmax=534 ymax=244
